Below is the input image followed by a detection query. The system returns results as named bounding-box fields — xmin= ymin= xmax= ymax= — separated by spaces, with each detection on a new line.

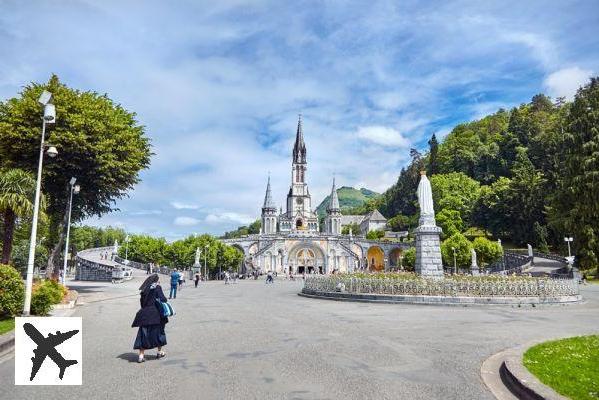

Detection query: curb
xmin=51 ymin=290 xmax=79 ymax=310
xmin=481 ymin=343 xmax=568 ymax=400
xmin=0 ymin=331 xmax=15 ymax=359
xmin=299 ymin=289 xmax=582 ymax=306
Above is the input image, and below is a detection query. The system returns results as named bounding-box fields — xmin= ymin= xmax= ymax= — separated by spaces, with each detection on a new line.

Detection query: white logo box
xmin=14 ymin=317 xmax=82 ymax=385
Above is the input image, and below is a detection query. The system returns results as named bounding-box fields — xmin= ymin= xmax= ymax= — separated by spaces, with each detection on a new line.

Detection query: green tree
xmin=402 ymin=247 xmax=416 ymax=270
xmin=548 ymin=77 xmax=599 ymax=271
xmin=366 ymin=230 xmax=385 ymax=240
xmin=428 ymin=133 xmax=439 ymax=175
xmin=472 ymin=177 xmax=511 ymax=238
xmin=441 ymin=233 xmax=472 ymax=270
xmin=0 ymin=169 xmax=37 ymax=264
xmin=471 ymin=237 xmax=502 ymax=266
xmin=430 ymin=172 xmax=480 ymax=225
xmin=341 ymin=222 xmax=361 ymax=235
xmin=436 ymin=209 xmax=463 ymax=237
xmin=0 ymin=75 xmax=151 ymax=277
xmin=386 ymin=214 xmax=414 ymax=232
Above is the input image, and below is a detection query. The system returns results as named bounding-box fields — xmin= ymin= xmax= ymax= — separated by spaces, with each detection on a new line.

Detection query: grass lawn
xmin=524 ymin=335 xmax=599 ymax=400
xmin=0 ymin=318 xmax=15 ymax=335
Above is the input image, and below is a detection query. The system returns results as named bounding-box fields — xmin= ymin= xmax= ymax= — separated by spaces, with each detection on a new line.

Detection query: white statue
xmin=113 ymin=240 xmax=119 ymax=254
xmin=527 ymin=243 xmax=533 ymax=257
xmin=471 ymin=248 xmax=480 ymax=275
xmin=417 ymin=171 xmax=436 ymax=226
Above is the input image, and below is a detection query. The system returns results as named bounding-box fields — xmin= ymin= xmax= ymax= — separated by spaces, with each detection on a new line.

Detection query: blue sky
xmin=1 ymin=0 xmax=598 ymax=239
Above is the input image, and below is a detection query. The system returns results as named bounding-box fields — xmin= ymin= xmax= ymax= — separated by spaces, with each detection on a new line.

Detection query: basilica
xmin=222 ymin=116 xmax=408 ymax=274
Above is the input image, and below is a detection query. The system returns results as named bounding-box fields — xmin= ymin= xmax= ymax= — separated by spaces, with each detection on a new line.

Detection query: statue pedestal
xmin=415 ymin=225 xmax=444 ymax=277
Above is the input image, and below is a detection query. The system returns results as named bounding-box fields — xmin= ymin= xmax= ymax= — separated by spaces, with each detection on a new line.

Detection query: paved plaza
xmin=2 ymin=272 xmax=598 ymax=400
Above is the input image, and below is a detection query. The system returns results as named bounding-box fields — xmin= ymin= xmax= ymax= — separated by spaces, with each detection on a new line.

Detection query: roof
xmin=340 ymin=215 xmax=365 ymax=225
xmin=363 ymin=209 xmax=387 ymax=222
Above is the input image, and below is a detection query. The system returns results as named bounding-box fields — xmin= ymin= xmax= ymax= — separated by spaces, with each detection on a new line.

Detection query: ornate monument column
xmin=415 ymin=171 xmax=444 ymax=277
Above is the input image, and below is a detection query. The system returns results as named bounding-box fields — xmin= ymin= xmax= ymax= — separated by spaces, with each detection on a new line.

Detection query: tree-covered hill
xmin=315 ymin=186 xmax=379 ymax=218
xmin=367 ymin=78 xmax=599 ymax=271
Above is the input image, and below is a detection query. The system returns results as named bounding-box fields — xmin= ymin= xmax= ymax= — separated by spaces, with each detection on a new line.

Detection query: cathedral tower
xmin=278 ymin=115 xmax=319 ymax=232
xmin=324 ymin=178 xmax=342 ymax=235
xmin=261 ymin=175 xmax=277 ymax=234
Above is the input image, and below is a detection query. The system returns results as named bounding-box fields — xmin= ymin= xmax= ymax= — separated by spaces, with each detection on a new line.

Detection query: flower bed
xmin=303 ymin=273 xmax=579 ymax=298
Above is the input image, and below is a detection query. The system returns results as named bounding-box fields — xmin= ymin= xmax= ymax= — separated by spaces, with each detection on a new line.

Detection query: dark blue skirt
xmin=133 ymin=324 xmax=167 ymax=350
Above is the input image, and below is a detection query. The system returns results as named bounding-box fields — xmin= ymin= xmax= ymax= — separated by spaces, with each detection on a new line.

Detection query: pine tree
xmin=549 ymin=77 xmax=599 ymax=271
xmin=428 ymin=134 xmax=439 ymax=175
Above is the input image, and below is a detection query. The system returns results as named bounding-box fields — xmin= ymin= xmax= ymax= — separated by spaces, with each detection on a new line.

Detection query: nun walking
xmin=132 ymin=274 xmax=169 ymax=363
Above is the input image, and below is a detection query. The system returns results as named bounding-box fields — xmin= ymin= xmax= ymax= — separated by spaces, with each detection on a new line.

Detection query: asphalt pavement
xmin=2 ymin=273 xmax=598 ymax=400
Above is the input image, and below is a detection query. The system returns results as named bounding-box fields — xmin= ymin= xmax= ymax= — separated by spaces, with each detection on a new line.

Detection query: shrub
xmin=29 ymin=280 xmax=67 ymax=316
xmin=31 ymin=288 xmax=53 ymax=316
xmin=0 ymin=264 xmax=25 ymax=317
xmin=441 ymin=233 xmax=473 ymax=269
xmin=402 ymin=248 xmax=416 ymax=270
xmin=472 ymin=237 xmax=502 ymax=266
xmin=41 ymin=279 xmax=67 ymax=304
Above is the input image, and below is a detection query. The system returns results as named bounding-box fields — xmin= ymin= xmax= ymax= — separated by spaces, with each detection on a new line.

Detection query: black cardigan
xmin=131 ymin=285 xmax=169 ymax=327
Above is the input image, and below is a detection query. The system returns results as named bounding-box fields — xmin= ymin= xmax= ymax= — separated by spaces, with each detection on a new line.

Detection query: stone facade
xmin=222 ymin=115 xmax=409 ymax=274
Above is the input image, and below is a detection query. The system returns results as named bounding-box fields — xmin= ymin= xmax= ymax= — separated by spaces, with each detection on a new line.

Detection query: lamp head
xmin=69 ymin=177 xmax=77 ymax=185
xmin=73 ymin=185 xmax=81 ymax=194
xmin=43 ymin=104 xmax=56 ymax=123
xmin=46 ymin=146 xmax=58 ymax=158
xmin=38 ymin=90 xmax=52 ymax=105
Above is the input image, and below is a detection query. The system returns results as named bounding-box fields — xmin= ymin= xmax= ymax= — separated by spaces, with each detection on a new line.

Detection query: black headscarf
xmin=139 ymin=274 xmax=159 ymax=294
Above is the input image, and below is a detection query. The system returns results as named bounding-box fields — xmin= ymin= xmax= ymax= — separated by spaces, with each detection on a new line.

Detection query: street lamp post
xmin=399 ymin=255 xmax=404 ymax=271
xmin=204 ymin=245 xmax=209 ymax=281
xmin=23 ymin=90 xmax=57 ymax=316
xmin=124 ymin=235 xmax=130 ymax=264
xmin=452 ymin=247 xmax=457 ymax=275
xmin=62 ymin=177 xmax=80 ymax=285
xmin=564 ymin=236 xmax=573 ymax=258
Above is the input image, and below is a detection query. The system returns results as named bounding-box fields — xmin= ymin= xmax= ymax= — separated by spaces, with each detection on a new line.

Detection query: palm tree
xmin=0 ymin=169 xmax=36 ymax=264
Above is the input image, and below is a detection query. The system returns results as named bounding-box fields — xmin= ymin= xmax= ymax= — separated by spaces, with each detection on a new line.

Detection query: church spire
xmin=292 ymin=114 xmax=306 ymax=164
xmin=262 ymin=175 xmax=276 ymax=210
xmin=327 ymin=177 xmax=340 ymax=213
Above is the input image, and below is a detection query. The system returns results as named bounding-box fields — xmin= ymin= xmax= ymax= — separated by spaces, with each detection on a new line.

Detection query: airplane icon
xmin=23 ymin=322 xmax=79 ymax=381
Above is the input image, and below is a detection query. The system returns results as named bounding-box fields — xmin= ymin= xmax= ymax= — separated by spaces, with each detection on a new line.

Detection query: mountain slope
xmin=315 ymin=187 xmax=380 ymax=218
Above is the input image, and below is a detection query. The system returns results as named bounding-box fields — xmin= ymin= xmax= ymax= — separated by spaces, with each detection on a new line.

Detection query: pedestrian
xmin=131 ymin=274 xmax=168 ymax=363
xmin=194 ymin=272 xmax=200 ymax=288
xmin=169 ymin=269 xmax=180 ymax=299
xmin=146 ymin=265 xmax=150 ymax=275
xmin=224 ymin=270 xmax=230 ymax=284
xmin=178 ymin=270 xmax=185 ymax=290
xmin=266 ymin=270 xmax=274 ymax=284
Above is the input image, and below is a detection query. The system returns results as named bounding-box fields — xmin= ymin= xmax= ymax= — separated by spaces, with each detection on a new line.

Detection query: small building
xmin=360 ymin=209 xmax=387 ymax=234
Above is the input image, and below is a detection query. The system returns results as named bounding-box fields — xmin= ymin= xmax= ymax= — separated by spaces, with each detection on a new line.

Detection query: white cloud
xmin=544 ymin=67 xmax=593 ymax=100
xmin=356 ymin=126 xmax=410 ymax=147
xmin=170 ymin=201 xmax=200 ymax=210
xmin=205 ymin=212 xmax=254 ymax=225
xmin=173 ymin=216 xmax=201 ymax=226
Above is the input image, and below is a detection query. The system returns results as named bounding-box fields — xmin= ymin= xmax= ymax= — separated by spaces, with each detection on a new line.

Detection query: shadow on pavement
xmin=116 ymin=352 xmax=140 ymax=363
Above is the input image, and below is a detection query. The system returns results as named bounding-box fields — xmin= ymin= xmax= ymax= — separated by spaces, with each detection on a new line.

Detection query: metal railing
xmin=486 ymin=251 xmax=533 ymax=274
xmin=304 ymin=275 xmax=580 ymax=297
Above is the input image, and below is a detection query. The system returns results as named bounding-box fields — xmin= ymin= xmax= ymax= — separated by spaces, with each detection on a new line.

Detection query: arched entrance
xmin=389 ymin=248 xmax=403 ymax=269
xmin=289 ymin=242 xmax=325 ymax=274
xmin=367 ymin=246 xmax=384 ymax=271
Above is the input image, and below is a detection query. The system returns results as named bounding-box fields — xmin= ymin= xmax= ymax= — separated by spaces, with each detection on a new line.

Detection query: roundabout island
xmin=299 ymin=171 xmax=582 ymax=307
xmin=300 ymin=273 xmax=582 ymax=306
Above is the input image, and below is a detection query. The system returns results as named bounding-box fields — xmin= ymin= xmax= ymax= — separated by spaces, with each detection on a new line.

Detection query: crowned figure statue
xmin=415 ymin=171 xmax=444 ymax=277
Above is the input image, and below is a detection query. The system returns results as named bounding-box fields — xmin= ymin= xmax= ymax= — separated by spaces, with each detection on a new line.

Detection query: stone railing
xmin=303 ymin=275 xmax=580 ymax=298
